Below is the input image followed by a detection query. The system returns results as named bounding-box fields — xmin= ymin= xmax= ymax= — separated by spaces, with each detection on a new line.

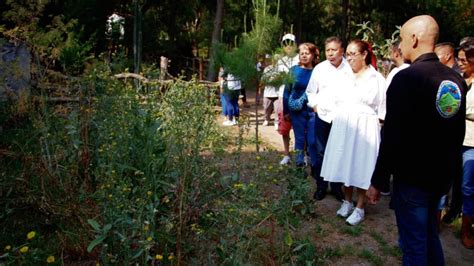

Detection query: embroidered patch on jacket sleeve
xmin=436 ymin=80 xmax=461 ymax=118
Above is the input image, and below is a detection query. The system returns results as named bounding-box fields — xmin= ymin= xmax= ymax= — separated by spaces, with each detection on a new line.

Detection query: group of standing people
xmin=217 ymin=13 xmax=472 ymax=265
xmin=254 ymin=15 xmax=473 ymax=265
xmin=259 ymin=34 xmax=386 ymax=226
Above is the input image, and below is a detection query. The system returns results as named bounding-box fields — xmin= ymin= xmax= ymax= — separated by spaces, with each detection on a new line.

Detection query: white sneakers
xmin=304 ymin=155 xmax=311 ymax=166
xmin=223 ymin=119 xmax=238 ymax=126
xmin=337 ymin=200 xmax=354 ymax=218
xmin=346 ymin=208 xmax=365 ymax=226
xmin=280 ymin=155 xmax=291 ymax=165
xmin=274 ymin=122 xmax=279 ymax=131
xmin=336 ymin=201 xmax=365 ymax=225
xmin=262 ymin=120 xmax=269 ymax=126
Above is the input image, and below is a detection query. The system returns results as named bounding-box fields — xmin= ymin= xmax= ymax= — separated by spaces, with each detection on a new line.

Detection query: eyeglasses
xmin=345 ymin=52 xmax=361 ymax=58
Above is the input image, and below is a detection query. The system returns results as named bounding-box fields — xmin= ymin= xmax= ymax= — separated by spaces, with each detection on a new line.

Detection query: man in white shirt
xmin=379 ymin=40 xmax=410 ymax=197
xmin=276 ymin=33 xmax=299 ymax=165
xmin=306 ymin=36 xmax=353 ymax=201
xmin=386 ymin=40 xmax=410 ymax=88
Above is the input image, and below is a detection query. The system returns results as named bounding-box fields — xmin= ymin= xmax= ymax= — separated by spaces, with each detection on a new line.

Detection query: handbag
xmin=288 ymin=92 xmax=307 ymax=111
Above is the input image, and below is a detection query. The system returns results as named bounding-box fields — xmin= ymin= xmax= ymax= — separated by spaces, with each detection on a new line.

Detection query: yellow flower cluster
xmin=27 ymin=231 xmax=36 ymax=240
xmin=47 ymin=255 xmax=55 ymax=263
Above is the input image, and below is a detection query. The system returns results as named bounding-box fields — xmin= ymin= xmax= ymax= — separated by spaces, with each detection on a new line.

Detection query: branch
xmin=113 ymin=73 xmax=220 ymax=87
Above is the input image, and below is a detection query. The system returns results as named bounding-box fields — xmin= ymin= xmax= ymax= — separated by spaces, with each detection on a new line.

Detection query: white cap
xmin=281 ymin=33 xmax=296 ymax=43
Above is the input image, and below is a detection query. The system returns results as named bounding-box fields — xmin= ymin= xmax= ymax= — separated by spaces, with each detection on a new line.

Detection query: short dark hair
xmin=325 ymin=36 xmax=343 ymax=47
xmin=459 ymin=39 xmax=474 ymax=60
xmin=391 ymin=39 xmax=401 ymax=53
xmin=460 ymin=37 xmax=474 ymax=46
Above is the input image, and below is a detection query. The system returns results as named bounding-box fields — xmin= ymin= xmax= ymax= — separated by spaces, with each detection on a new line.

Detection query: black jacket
xmin=371 ymin=53 xmax=467 ymax=196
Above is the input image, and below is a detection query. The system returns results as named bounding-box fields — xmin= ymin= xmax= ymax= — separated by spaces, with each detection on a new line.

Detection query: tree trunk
xmin=133 ymin=0 xmax=143 ymax=90
xmin=295 ymin=0 xmax=303 ymax=41
xmin=341 ymin=0 xmax=349 ymax=44
xmin=206 ymin=0 xmax=224 ymax=81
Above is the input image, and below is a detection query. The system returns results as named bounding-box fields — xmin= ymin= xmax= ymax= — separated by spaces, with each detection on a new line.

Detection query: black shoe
xmin=331 ymin=188 xmax=344 ymax=202
xmin=442 ymin=211 xmax=460 ymax=224
xmin=313 ymin=189 xmax=327 ymax=201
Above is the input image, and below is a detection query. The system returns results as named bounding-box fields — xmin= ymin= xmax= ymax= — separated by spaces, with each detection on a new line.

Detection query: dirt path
xmin=219 ymin=89 xmax=474 ymax=265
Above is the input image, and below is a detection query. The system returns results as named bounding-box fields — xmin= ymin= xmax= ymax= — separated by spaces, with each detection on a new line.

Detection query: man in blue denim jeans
xmin=367 ymin=15 xmax=467 ymax=265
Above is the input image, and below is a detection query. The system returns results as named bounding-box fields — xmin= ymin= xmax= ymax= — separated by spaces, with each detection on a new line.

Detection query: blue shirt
xmin=283 ymin=65 xmax=313 ymax=114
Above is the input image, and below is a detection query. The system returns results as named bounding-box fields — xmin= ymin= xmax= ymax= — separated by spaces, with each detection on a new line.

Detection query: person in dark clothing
xmin=367 ymin=15 xmax=467 ymax=265
xmin=435 ymin=42 xmax=464 ymax=224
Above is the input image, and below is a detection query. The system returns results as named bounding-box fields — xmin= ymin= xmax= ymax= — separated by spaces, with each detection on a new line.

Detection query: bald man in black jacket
xmin=367 ymin=15 xmax=467 ymax=265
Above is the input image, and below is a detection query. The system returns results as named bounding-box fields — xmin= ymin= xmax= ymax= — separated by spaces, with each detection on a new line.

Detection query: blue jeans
xmin=289 ymin=109 xmax=308 ymax=152
xmin=462 ymin=146 xmax=474 ymax=216
xmin=290 ymin=109 xmax=309 ymax=166
xmin=223 ymin=93 xmax=239 ymax=120
xmin=393 ymin=182 xmax=444 ymax=266
xmin=311 ymin=113 xmax=340 ymax=191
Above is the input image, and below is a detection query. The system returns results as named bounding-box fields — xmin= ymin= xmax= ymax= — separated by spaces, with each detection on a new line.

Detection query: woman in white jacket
xmin=321 ymin=39 xmax=386 ymax=226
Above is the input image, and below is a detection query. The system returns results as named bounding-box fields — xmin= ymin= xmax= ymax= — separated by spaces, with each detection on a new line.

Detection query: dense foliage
xmin=1 ymin=0 xmax=473 ymax=78
xmin=0 ymin=1 xmax=473 ymax=264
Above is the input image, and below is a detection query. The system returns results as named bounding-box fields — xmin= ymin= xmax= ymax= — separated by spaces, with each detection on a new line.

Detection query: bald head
xmin=399 ymin=15 xmax=439 ymax=63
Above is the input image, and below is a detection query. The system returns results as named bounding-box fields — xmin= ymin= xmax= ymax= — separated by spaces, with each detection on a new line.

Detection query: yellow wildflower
xmin=144 ymin=225 xmax=149 ymax=231
xmin=147 ymin=236 xmax=152 ymax=241
xmin=27 ymin=231 xmax=36 ymax=240
xmin=256 ymin=155 xmax=261 ymax=161
xmin=155 ymin=254 xmax=163 ymax=260
xmin=168 ymin=254 xmax=174 ymax=260
xmin=47 ymin=255 xmax=55 ymax=263
xmin=147 ymin=191 xmax=152 ymax=197
xmin=20 ymin=246 xmax=29 ymax=253
xmin=4 ymin=245 xmax=11 ymax=251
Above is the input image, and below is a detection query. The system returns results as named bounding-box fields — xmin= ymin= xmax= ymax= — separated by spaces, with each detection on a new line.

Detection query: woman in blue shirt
xmin=283 ymin=42 xmax=318 ymax=166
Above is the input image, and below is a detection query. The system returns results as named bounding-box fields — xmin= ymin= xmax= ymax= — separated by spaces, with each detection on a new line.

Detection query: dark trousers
xmin=393 ymin=182 xmax=444 ymax=266
xmin=311 ymin=113 xmax=341 ymax=192
xmin=446 ymin=169 xmax=463 ymax=216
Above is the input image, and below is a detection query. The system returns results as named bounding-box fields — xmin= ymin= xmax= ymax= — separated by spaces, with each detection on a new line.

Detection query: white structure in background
xmin=106 ymin=13 xmax=125 ymax=40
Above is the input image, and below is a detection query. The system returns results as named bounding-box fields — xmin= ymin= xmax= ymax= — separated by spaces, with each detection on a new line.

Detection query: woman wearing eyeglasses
xmin=282 ymin=42 xmax=319 ymax=167
xmin=457 ymin=39 xmax=474 ymax=249
xmin=321 ymin=39 xmax=386 ymax=225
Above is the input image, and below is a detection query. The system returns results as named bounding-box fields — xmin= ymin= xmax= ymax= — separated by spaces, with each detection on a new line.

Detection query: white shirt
xmin=385 ymin=63 xmax=409 ymax=89
xmin=226 ymin=73 xmax=241 ymax=90
xmin=262 ymin=65 xmax=278 ymax=98
xmin=276 ymin=55 xmax=299 ymax=97
xmin=345 ymin=65 xmax=387 ymax=120
xmin=306 ymin=58 xmax=354 ymax=123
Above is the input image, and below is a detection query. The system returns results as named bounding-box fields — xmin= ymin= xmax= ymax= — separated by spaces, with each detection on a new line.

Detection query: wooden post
xmin=160 ymin=56 xmax=169 ymax=80
xmin=199 ymin=58 xmax=204 ymax=81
